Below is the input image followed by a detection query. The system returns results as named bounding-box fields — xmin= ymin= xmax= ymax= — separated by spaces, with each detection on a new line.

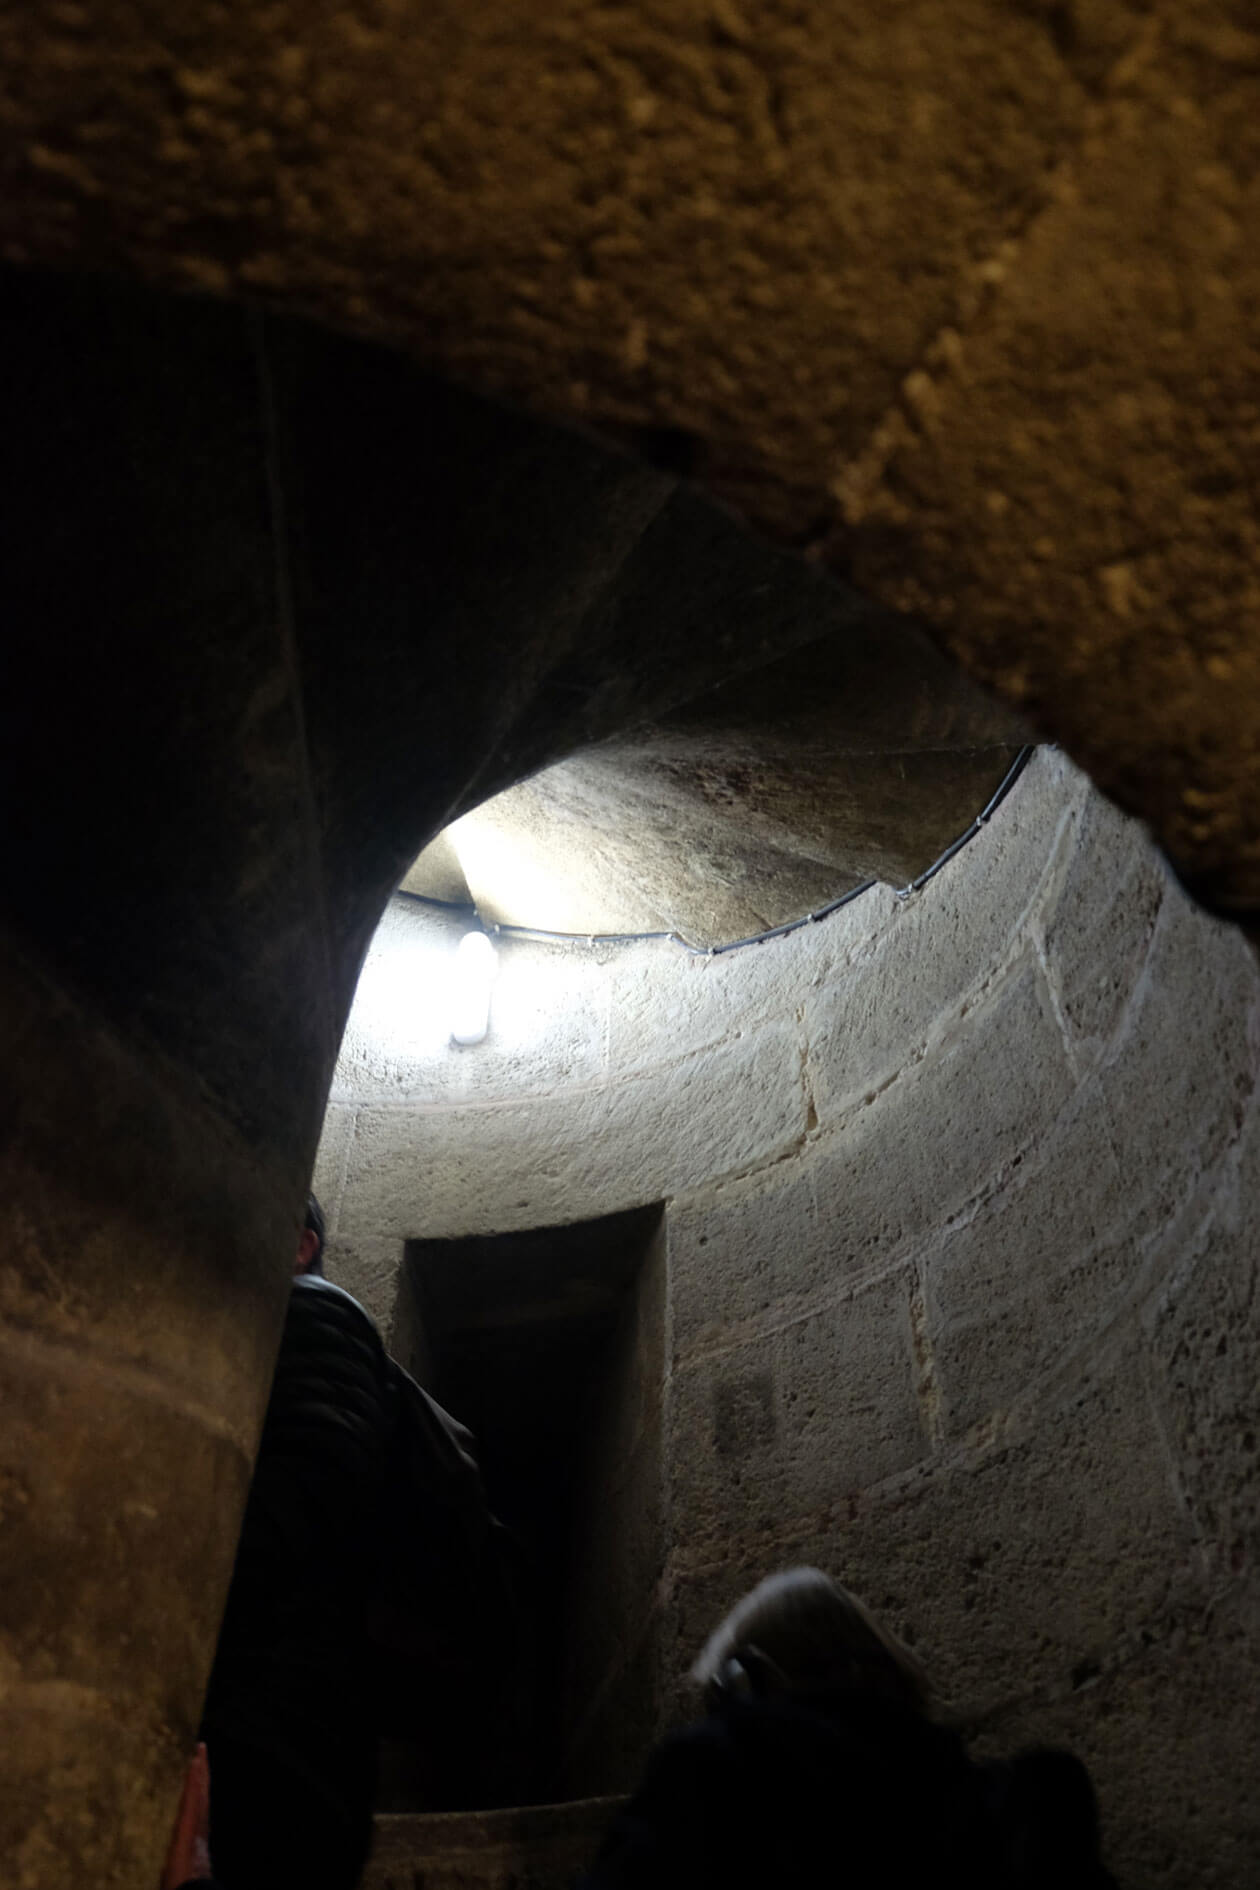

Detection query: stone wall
xmin=317 ymin=749 xmax=1260 ymax=1887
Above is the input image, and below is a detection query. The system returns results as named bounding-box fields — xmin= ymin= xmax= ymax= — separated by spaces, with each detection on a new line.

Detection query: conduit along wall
xmin=316 ymin=749 xmax=1260 ymax=1890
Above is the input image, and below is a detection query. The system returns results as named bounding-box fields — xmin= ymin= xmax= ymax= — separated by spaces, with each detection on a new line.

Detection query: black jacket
xmin=582 ymin=1693 xmax=1116 ymax=1890
xmin=201 ymin=1274 xmax=395 ymax=1791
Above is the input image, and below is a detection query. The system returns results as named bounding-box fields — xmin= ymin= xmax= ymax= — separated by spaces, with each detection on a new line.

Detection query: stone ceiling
xmin=403 ymin=605 xmax=1027 ymax=946
xmin=3 ymin=0 xmax=1256 ymax=915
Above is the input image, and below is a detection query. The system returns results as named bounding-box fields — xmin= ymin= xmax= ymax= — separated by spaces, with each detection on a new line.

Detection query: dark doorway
xmin=383 ymin=1203 xmax=666 ymax=1810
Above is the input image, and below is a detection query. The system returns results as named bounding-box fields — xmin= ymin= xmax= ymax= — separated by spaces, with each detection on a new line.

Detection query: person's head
xmin=295 ymin=1192 xmax=325 ymax=1276
xmin=690 ymin=1567 xmax=930 ymax=1718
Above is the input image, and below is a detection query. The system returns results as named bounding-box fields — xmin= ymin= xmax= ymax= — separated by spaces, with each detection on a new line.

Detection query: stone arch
xmin=0 ymin=6 xmax=1257 ymax=1874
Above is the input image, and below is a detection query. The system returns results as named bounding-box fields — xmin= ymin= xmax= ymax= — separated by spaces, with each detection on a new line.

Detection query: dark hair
xmin=303 ymin=1192 xmax=326 ymax=1273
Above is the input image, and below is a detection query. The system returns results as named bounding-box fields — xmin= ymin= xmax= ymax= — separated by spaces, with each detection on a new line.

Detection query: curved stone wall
xmin=316 ymin=749 xmax=1260 ymax=1887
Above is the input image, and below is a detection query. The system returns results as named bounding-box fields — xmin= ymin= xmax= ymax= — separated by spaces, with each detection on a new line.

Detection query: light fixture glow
xmin=450 ymin=929 xmax=497 ymax=1046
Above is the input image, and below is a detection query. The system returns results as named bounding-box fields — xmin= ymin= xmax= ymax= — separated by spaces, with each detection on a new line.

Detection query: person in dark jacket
xmin=583 ymin=1567 xmax=1116 ymax=1890
xmin=199 ymin=1194 xmax=398 ymax=1890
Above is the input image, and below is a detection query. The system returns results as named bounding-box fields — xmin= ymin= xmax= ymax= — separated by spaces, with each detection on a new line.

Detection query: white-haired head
xmin=690 ymin=1567 xmax=930 ymax=1716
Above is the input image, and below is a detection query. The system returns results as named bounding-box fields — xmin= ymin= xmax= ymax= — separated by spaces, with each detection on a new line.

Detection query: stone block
xmin=931 ymin=1224 xmax=1144 ymax=1441
xmin=1040 ymin=784 xmax=1166 ymax=1059
xmin=925 ymin=1083 xmax=1139 ymax=1434
xmin=806 ymin=894 xmax=988 ymax=1111
xmin=339 ymin=1022 xmax=807 ymax=1238
xmin=664 ymin=1345 xmax=794 ymax=1560
xmin=777 ymin=1271 xmax=926 ymax=1505
xmin=331 ymin=902 xmax=610 ymax=1105
xmin=608 ymin=936 xmax=765 ymax=1074
xmin=919 ymin=747 xmax=1085 ymax=946
xmin=1235 ymin=1079 xmax=1260 ymax=1234
xmin=812 ymin=957 xmax=1075 ymax=1260
xmin=972 ymin=1606 xmax=1260 ymax=1890
xmin=805 ymin=752 xmax=1081 ymax=1109
xmin=310 ymin=1103 xmax=355 ymax=1229
xmin=808 ymin=752 xmax=1088 ymax=1103
xmin=666 ymin=1160 xmax=819 ymax=1362
xmin=803 ymin=1098 xmax=938 ymax=1281
xmin=713 ymin=1369 xmax=777 ymax=1454
xmin=1144 ymin=1190 xmax=1260 ymax=1576
xmin=322 ymin=1234 xmax=406 ymax=1340
xmin=664 ymin=1271 xmax=923 ymax=1569
xmin=1099 ymin=889 xmax=1260 ymax=1236
xmin=606 ymin=913 xmax=843 ymax=1076
xmin=757 ymin=1344 xmax=1196 ymax=1719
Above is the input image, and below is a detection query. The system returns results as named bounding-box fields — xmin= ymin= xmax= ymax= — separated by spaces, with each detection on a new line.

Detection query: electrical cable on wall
xmin=396 ymin=745 xmax=1038 ymax=958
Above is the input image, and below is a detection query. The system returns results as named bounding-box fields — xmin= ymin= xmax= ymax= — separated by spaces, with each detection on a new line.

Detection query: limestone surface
xmin=2 ymin=0 xmax=1256 ymax=903
xmin=321 ymin=749 xmax=1260 ymax=1885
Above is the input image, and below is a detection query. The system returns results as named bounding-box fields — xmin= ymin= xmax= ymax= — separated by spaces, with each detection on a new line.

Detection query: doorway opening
xmin=381 ymin=1202 xmax=666 ymax=1810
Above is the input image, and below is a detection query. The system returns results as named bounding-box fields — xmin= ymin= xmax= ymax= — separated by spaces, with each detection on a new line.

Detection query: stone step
xmin=362 ymin=1797 xmax=624 ymax=1890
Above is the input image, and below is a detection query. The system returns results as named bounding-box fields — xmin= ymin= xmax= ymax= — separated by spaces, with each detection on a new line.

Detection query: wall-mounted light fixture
xmin=450 ymin=929 xmax=497 ymax=1046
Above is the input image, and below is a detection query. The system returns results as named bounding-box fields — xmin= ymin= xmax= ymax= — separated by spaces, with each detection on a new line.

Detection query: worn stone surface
xmin=1143 ymin=1116 xmax=1260 ymax=1581
xmin=800 ymin=748 xmax=1082 ymax=1103
xmin=1039 ymin=786 xmax=1167 ymax=1058
xmin=443 ymin=637 xmax=1024 ymax=941
xmin=924 ymin=1082 xmax=1137 ymax=1435
xmin=3 ymin=3 xmax=1257 ymax=906
xmin=2 ymin=26 xmax=1256 ymax=1853
xmin=310 ymin=1103 xmax=355 ymax=1229
xmin=0 ymin=934 xmax=292 ymax=1887
xmin=812 ymin=954 xmax=1076 ymax=1232
xmin=0 ymin=0 xmax=1084 ymax=511
xmin=339 ymin=1021 xmax=807 ymax=1238
xmin=1097 ymin=891 xmax=1260 ymax=1238
xmin=666 ymin=1338 xmax=1196 ymax=1718
xmin=839 ymin=10 xmax=1260 ymax=910
xmin=667 ymin=1266 xmax=929 ymax=1520
xmin=777 ymin=1271 xmax=927 ymax=1503
xmin=606 ymin=923 xmax=837 ymax=1076
xmin=667 ymin=1162 xmax=820 ymax=1357
xmin=2 ymin=265 xmax=969 ymax=1878
xmin=363 ymin=1798 xmax=623 ymax=1890
xmin=971 ymin=1604 xmax=1260 ymax=1890
xmin=320 ymin=748 xmax=1260 ymax=1883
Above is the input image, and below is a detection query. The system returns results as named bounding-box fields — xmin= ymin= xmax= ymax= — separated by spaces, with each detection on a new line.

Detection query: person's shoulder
xmin=292 ymin=1272 xmax=373 ymax=1318
xmin=288 ymin=1273 xmax=385 ymax=1349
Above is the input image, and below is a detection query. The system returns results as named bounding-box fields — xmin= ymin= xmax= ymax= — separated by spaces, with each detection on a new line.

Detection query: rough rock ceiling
xmin=5 ymin=265 xmax=1025 ymax=976
xmin=404 ymin=610 xmax=1027 ymax=947
xmin=3 ymin=0 xmax=1256 ymax=913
